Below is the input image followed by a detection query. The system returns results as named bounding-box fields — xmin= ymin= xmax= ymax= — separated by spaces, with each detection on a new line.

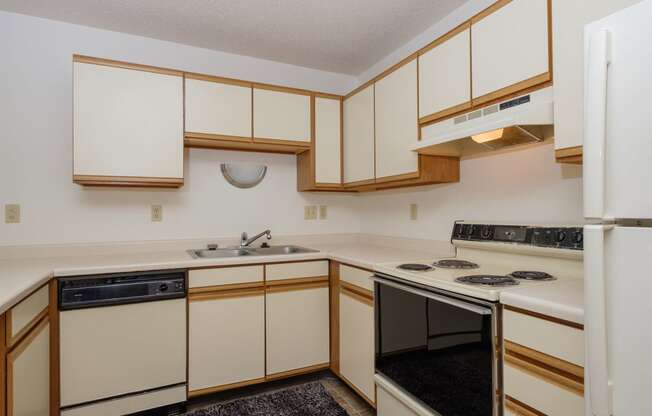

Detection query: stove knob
xmin=556 ymin=230 xmax=567 ymax=243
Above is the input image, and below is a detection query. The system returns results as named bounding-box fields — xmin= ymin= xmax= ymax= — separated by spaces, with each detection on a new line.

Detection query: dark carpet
xmin=185 ymin=382 xmax=348 ymax=416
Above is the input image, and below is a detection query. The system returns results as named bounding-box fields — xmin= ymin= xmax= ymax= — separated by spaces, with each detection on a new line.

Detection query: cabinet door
xmin=266 ymin=286 xmax=330 ymax=375
xmin=314 ymin=96 xmax=342 ymax=185
xmin=339 ymin=289 xmax=374 ymax=403
xmin=343 ymin=85 xmax=375 ymax=185
xmin=185 ymin=76 xmax=252 ymax=140
xmin=552 ymin=0 xmax=640 ymax=151
xmin=73 ymin=58 xmax=184 ymax=185
xmin=471 ymin=0 xmax=550 ymax=104
xmin=375 ymin=59 xmax=419 ymax=181
xmin=419 ymin=23 xmax=472 ymax=123
xmin=7 ymin=317 xmax=50 ymax=416
xmin=189 ymin=291 xmax=265 ymax=393
xmin=253 ymin=88 xmax=311 ymax=143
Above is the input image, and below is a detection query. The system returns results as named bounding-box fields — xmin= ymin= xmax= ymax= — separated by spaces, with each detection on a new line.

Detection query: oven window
xmin=375 ymin=280 xmax=494 ymax=415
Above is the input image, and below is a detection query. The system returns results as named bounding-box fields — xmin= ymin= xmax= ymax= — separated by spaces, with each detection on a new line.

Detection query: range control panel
xmin=452 ymin=223 xmax=583 ymax=250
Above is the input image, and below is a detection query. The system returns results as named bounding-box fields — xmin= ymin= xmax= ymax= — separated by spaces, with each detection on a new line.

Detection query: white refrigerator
xmin=584 ymin=1 xmax=652 ymax=415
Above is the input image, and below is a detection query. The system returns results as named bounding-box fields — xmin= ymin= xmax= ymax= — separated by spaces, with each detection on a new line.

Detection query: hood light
xmin=471 ymin=128 xmax=504 ymax=144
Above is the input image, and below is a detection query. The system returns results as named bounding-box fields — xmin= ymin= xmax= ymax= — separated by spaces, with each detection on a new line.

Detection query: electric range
xmin=373 ymin=222 xmax=583 ymax=416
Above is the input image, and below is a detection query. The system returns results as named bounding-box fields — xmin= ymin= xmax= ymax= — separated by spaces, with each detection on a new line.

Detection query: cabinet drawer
xmin=503 ymin=308 xmax=584 ymax=366
xmin=340 ymin=264 xmax=373 ymax=292
xmin=265 ymin=261 xmax=329 ymax=282
xmin=504 ymin=361 xmax=584 ymax=415
xmin=6 ymin=284 xmax=49 ymax=347
xmin=189 ymin=265 xmax=264 ymax=288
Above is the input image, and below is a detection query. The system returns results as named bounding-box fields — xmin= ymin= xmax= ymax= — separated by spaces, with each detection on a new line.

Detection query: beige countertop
xmin=0 ymin=241 xmax=437 ymax=315
xmin=499 ymin=279 xmax=584 ymax=324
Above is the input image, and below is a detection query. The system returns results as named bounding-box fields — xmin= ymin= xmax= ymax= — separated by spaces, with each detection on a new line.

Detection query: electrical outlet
xmin=304 ymin=205 xmax=317 ymax=220
xmin=151 ymin=205 xmax=163 ymax=222
xmin=5 ymin=204 xmax=20 ymax=223
xmin=319 ymin=205 xmax=328 ymax=220
xmin=410 ymin=203 xmax=418 ymax=221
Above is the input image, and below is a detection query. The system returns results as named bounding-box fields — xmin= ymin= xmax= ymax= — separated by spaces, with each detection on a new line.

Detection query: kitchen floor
xmin=185 ymin=371 xmax=375 ymax=415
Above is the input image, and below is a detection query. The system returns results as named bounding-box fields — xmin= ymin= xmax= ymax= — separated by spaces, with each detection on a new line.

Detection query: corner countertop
xmin=0 ymin=242 xmax=438 ymax=315
xmin=499 ymin=279 xmax=584 ymax=325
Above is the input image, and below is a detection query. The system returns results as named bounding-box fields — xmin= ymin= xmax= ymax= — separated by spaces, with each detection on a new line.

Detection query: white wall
xmin=0 ymin=11 xmax=360 ymax=246
xmin=357 ymin=143 xmax=584 ymax=241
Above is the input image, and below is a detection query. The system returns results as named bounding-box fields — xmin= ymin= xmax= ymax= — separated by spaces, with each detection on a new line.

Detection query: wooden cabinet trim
xmin=505 ymin=340 xmax=583 ymax=379
xmin=184 ymin=132 xmax=252 ymax=143
xmin=505 ymin=395 xmax=545 ymax=416
xmin=188 ymin=281 xmax=264 ymax=295
xmin=337 ymin=372 xmax=376 ymax=409
xmin=253 ymin=137 xmax=311 ymax=147
xmin=504 ymin=305 xmax=584 ymax=330
xmin=420 ymin=21 xmax=471 ymax=55
xmin=185 ymin=137 xmax=308 ymax=154
xmin=471 ymin=0 xmax=514 ymax=24
xmin=184 ymin=71 xmax=252 ymax=88
xmin=266 ymin=362 xmax=330 ymax=381
xmin=73 ymin=54 xmax=183 ymax=77
xmin=48 ymin=281 xmax=60 ymax=416
xmin=374 ymin=171 xmax=420 ymax=184
xmin=73 ymin=175 xmax=184 ymax=188
xmin=188 ymin=376 xmax=267 ymax=398
xmin=6 ymin=315 xmax=50 ymax=416
xmin=1 ymin=313 xmax=5 ymax=416
xmin=329 ymin=261 xmax=340 ymax=376
xmin=555 ymin=146 xmax=583 ymax=164
xmin=265 ymin=276 xmax=329 ymax=287
xmin=505 ymin=353 xmax=583 ymax=396
xmin=472 ymin=72 xmax=551 ymax=107
xmin=188 ymin=287 xmax=264 ymax=302
xmin=6 ymin=307 xmax=48 ymax=350
xmin=265 ymin=280 xmax=329 ymax=294
xmin=340 ymin=281 xmax=373 ymax=304
xmin=418 ymin=101 xmax=472 ymax=126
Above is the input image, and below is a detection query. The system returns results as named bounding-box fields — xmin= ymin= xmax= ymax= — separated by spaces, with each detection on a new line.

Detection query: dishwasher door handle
xmin=371 ymin=276 xmax=492 ymax=316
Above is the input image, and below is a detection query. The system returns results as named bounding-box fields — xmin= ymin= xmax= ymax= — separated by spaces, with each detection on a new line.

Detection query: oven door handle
xmin=371 ymin=276 xmax=492 ymax=316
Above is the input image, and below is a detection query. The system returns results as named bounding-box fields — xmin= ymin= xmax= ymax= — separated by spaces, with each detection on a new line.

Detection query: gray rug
xmin=186 ymin=382 xmax=348 ymax=416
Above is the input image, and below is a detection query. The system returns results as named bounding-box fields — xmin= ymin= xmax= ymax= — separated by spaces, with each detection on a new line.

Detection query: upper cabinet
xmin=297 ymin=95 xmax=343 ymax=191
xmin=418 ymin=23 xmax=472 ymax=124
xmin=374 ymin=58 xmax=419 ymax=181
xmin=253 ymin=87 xmax=311 ymax=147
xmin=184 ymin=74 xmax=252 ymax=141
xmin=343 ymin=85 xmax=375 ymax=186
xmin=471 ymin=0 xmax=550 ymax=105
xmin=552 ymin=0 xmax=640 ymax=164
xmin=73 ymin=56 xmax=184 ymax=187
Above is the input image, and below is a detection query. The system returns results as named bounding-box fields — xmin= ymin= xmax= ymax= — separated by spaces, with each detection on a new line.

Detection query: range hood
xmin=413 ymin=87 xmax=554 ymax=157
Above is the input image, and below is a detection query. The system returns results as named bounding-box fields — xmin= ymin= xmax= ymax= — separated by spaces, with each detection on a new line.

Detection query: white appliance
xmin=583 ymin=1 xmax=652 ymax=415
xmin=58 ymin=270 xmax=187 ymax=416
xmin=413 ymin=87 xmax=554 ymax=157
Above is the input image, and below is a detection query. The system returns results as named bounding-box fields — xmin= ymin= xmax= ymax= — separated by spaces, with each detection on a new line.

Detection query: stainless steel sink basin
xmin=187 ymin=245 xmax=317 ymax=259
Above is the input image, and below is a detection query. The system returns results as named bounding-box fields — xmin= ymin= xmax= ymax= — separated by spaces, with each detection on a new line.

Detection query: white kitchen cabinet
xmin=343 ymin=85 xmax=375 ymax=185
xmin=184 ymin=75 xmax=252 ymax=139
xmin=253 ymin=87 xmax=311 ymax=143
xmin=552 ymin=0 xmax=640 ymax=157
xmin=339 ymin=287 xmax=374 ymax=403
xmin=374 ymin=58 xmax=419 ymax=181
xmin=471 ymin=0 xmax=550 ymax=104
xmin=314 ymin=96 xmax=342 ymax=185
xmin=6 ymin=317 xmax=50 ymax=416
xmin=418 ymin=23 xmax=472 ymax=123
xmin=189 ymin=292 xmax=265 ymax=393
xmin=376 ymin=381 xmax=420 ymax=416
xmin=73 ymin=56 xmax=184 ymax=187
xmin=266 ymin=286 xmax=330 ymax=375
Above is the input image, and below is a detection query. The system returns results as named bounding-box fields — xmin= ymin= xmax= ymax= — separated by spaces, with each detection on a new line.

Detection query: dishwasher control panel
xmin=59 ymin=269 xmax=186 ymax=310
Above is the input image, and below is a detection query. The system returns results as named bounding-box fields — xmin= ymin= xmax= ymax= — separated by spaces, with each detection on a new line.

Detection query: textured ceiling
xmin=0 ymin=0 xmax=468 ymax=75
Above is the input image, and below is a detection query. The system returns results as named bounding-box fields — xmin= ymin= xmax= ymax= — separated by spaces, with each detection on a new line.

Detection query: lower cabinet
xmin=376 ymin=382 xmax=419 ymax=416
xmin=6 ymin=317 xmax=50 ymax=416
xmin=339 ymin=286 xmax=374 ymax=402
xmin=266 ymin=285 xmax=330 ymax=375
xmin=188 ymin=290 xmax=266 ymax=394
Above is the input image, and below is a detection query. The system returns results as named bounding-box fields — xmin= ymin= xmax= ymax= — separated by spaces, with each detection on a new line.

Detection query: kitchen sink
xmin=187 ymin=245 xmax=317 ymax=259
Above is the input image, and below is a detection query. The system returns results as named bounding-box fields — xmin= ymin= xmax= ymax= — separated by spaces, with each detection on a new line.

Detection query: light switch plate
xmin=304 ymin=205 xmax=317 ymax=220
xmin=410 ymin=203 xmax=418 ymax=221
xmin=5 ymin=204 xmax=20 ymax=223
xmin=151 ymin=205 xmax=163 ymax=222
xmin=319 ymin=205 xmax=328 ymax=220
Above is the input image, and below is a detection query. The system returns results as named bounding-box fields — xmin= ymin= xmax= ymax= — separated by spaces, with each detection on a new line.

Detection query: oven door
xmin=373 ymin=274 xmax=500 ymax=416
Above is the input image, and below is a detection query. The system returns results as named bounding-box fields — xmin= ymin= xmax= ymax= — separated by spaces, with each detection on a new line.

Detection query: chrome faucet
xmin=240 ymin=229 xmax=272 ymax=248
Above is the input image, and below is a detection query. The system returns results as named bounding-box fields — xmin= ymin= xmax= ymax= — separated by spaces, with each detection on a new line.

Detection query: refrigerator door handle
xmin=583 ymin=29 xmax=611 ymax=220
xmin=584 ymin=225 xmax=614 ymax=416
